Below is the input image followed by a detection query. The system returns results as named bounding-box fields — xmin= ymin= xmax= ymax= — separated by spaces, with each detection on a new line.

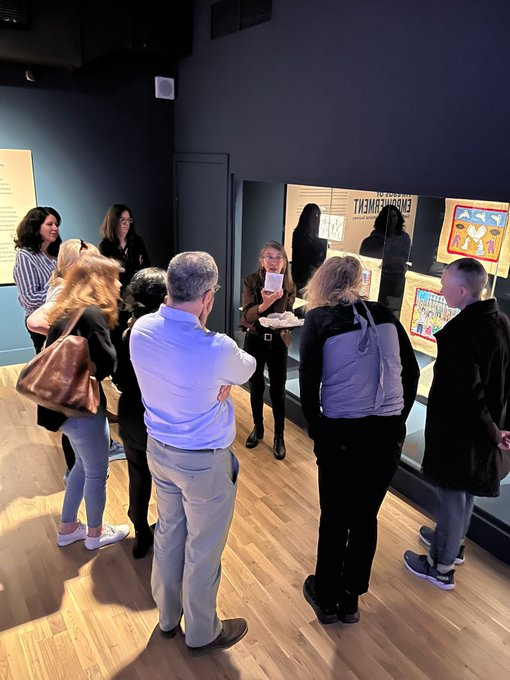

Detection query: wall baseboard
xmin=0 ymin=348 xmax=33 ymax=367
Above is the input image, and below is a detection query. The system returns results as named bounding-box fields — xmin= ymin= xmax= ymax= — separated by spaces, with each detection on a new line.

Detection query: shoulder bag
xmin=16 ymin=308 xmax=100 ymax=418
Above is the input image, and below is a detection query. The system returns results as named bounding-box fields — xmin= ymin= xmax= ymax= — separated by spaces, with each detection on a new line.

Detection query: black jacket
xmin=239 ymin=271 xmax=296 ymax=334
xmin=37 ymin=306 xmax=117 ymax=431
xmin=99 ymin=233 xmax=150 ymax=291
xmin=422 ymin=298 xmax=510 ymax=497
xmin=115 ymin=325 xmax=147 ymax=451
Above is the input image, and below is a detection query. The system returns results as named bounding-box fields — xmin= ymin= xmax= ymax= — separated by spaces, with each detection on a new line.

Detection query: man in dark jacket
xmin=404 ymin=257 xmax=510 ymax=589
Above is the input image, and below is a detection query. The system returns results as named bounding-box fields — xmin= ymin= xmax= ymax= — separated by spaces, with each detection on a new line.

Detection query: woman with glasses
xmin=98 ymin=204 xmax=150 ymax=293
xmin=240 ymin=240 xmax=296 ymax=460
xmin=99 ymin=204 xmax=150 ymax=389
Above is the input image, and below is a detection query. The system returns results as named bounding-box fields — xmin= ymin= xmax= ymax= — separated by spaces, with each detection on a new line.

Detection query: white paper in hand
xmin=264 ymin=272 xmax=284 ymax=292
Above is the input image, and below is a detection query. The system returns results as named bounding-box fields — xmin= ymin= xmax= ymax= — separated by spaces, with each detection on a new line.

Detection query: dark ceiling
xmin=0 ymin=0 xmax=193 ymax=76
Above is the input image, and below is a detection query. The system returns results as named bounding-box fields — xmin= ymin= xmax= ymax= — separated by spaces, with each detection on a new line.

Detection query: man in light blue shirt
xmin=130 ymin=251 xmax=256 ymax=655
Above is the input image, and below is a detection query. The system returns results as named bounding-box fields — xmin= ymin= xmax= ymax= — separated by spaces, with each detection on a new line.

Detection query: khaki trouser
xmin=147 ymin=436 xmax=238 ymax=647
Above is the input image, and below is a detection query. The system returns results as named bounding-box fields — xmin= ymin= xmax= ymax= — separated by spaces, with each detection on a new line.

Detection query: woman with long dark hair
xmin=359 ymin=204 xmax=411 ymax=312
xmin=13 ymin=206 xmax=62 ymax=352
xmin=99 ymin=203 xmax=150 ymax=292
xmin=99 ymin=203 xmax=150 ymax=391
xmin=240 ymin=240 xmax=296 ymax=460
xmin=291 ymin=203 xmax=327 ymax=296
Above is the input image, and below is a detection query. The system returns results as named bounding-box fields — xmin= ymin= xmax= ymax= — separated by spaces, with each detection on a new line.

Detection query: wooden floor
xmin=1 ymin=364 xmax=510 ymax=680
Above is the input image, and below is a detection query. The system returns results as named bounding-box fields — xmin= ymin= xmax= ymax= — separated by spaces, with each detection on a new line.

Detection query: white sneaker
xmin=84 ymin=523 xmax=130 ymax=550
xmin=57 ymin=521 xmax=88 ymax=547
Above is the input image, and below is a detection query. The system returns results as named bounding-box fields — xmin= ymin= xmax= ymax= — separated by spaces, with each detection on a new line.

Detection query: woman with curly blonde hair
xmin=38 ymin=254 xmax=130 ymax=550
xmin=299 ymin=255 xmax=419 ymax=625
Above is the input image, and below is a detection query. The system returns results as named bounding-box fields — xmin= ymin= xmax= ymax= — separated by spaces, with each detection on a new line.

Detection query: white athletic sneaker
xmin=84 ymin=523 xmax=130 ymax=550
xmin=57 ymin=521 xmax=88 ymax=547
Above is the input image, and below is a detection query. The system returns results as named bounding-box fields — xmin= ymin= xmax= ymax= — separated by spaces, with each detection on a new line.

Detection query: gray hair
xmin=167 ymin=251 xmax=218 ymax=303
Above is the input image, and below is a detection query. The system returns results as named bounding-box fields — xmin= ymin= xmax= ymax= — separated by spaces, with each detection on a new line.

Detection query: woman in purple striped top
xmin=13 ymin=206 xmax=62 ymax=352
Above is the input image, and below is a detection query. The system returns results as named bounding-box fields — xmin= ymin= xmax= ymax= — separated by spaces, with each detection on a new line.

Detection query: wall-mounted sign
xmin=0 ymin=150 xmax=37 ymax=285
xmin=284 ymin=184 xmax=418 ymax=259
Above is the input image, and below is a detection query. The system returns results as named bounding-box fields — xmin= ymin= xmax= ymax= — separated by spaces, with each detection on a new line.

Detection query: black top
xmin=423 ymin=298 xmax=510 ymax=497
xmin=115 ymin=325 xmax=147 ymax=451
xmin=291 ymin=230 xmax=327 ymax=294
xmin=37 ymin=306 xmax=117 ymax=431
xmin=99 ymin=233 xmax=150 ymax=291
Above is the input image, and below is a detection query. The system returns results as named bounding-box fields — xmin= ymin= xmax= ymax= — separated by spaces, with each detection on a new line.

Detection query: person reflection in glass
xmin=291 ymin=203 xmax=328 ymax=296
xmin=359 ymin=205 xmax=411 ymax=314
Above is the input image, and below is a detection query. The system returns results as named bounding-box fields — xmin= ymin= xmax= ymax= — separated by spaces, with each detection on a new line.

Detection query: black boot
xmin=273 ymin=433 xmax=286 ymax=460
xmin=246 ymin=425 xmax=264 ymax=448
xmin=132 ymin=523 xmax=155 ymax=559
xmin=337 ymin=591 xmax=360 ymax=624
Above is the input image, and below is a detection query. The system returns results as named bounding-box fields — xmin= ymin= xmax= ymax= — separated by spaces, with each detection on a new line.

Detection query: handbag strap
xmin=58 ymin=307 xmax=87 ymax=340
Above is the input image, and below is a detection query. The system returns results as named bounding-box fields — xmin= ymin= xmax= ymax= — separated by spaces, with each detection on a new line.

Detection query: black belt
xmin=248 ymin=329 xmax=276 ymax=342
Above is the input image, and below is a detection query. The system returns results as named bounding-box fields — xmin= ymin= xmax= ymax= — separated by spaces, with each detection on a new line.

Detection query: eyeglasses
xmin=212 ymin=284 xmax=221 ymax=293
xmin=263 ymin=255 xmax=283 ymax=262
xmin=119 ymin=217 xmax=133 ymax=225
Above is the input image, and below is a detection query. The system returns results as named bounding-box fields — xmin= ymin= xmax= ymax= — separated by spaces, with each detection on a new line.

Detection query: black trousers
xmin=27 ymin=322 xmax=77 ymax=470
xmin=243 ymin=331 xmax=288 ymax=434
xmin=314 ymin=415 xmax=404 ymax=605
xmin=124 ymin=443 xmax=152 ymax=531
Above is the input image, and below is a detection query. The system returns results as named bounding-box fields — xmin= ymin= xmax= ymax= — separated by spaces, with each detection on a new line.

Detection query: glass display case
xmin=234 ymin=179 xmax=510 ymax=566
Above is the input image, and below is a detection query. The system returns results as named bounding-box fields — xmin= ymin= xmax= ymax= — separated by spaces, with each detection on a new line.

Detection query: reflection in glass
xmin=291 ymin=203 xmax=328 ymax=296
xmin=359 ymin=204 xmax=411 ymax=315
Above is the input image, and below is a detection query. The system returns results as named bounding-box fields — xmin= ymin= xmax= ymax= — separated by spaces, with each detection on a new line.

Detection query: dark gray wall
xmin=0 ymin=64 xmax=174 ymax=365
xmin=240 ymin=181 xmax=286 ymax=280
xmin=175 ymin=0 xmax=510 ymax=201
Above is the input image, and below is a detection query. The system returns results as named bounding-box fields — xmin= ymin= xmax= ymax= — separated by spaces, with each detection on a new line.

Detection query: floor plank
xmin=1 ymin=364 xmax=509 ymax=679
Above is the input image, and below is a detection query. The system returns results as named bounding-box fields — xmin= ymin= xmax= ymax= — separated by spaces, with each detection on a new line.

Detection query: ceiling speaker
xmin=155 ymin=76 xmax=175 ymax=100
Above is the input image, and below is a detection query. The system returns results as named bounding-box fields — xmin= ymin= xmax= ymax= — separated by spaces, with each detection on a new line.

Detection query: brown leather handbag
xmin=16 ymin=308 xmax=100 ymax=418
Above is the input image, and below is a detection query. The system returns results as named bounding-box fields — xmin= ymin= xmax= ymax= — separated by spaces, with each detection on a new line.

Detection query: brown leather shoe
xmin=187 ymin=618 xmax=248 ymax=656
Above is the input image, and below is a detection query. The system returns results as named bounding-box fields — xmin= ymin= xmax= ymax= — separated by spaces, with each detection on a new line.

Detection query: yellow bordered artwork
xmin=400 ymin=271 xmax=459 ymax=357
xmin=437 ymin=198 xmax=510 ymax=277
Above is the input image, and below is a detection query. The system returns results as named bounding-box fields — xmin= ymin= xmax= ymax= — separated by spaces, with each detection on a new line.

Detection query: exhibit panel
xmin=235 ymin=179 xmax=510 ymax=561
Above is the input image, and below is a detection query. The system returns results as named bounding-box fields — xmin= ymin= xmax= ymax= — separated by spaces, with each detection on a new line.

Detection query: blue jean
xmin=429 ymin=487 xmax=474 ymax=570
xmin=59 ymin=408 xmax=110 ymax=528
xmin=146 ymin=436 xmax=238 ymax=647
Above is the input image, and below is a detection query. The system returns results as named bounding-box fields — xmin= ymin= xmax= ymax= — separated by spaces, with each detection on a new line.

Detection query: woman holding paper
xmin=240 ymin=241 xmax=296 ymax=460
